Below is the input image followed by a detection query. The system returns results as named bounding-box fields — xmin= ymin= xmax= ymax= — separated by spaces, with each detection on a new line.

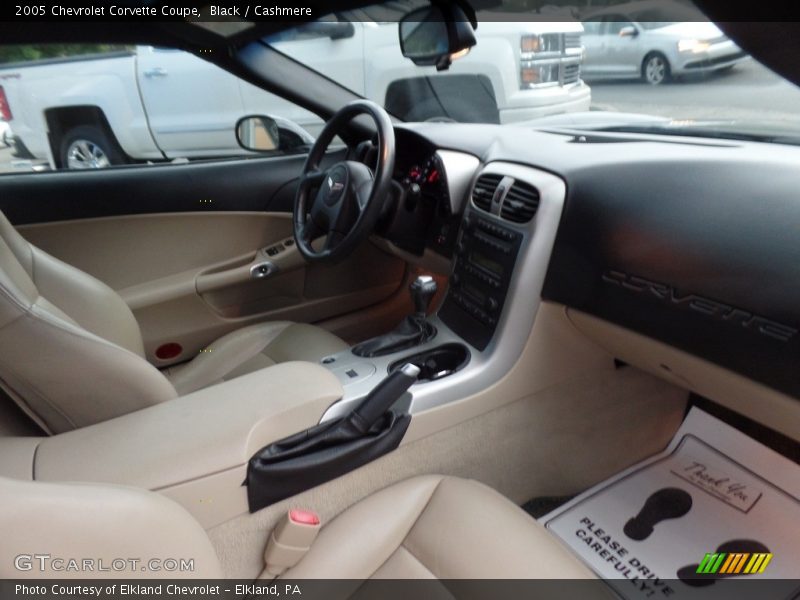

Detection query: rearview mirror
xmin=301 ymin=20 xmax=355 ymax=40
xmin=619 ymin=25 xmax=638 ymax=38
xmin=399 ymin=5 xmax=476 ymax=71
xmin=236 ymin=115 xmax=280 ymax=152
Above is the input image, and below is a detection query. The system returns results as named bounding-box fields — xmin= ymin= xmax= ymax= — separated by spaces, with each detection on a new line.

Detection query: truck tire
xmin=59 ymin=125 xmax=127 ymax=169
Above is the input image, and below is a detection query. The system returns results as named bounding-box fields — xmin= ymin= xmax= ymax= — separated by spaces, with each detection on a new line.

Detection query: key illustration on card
xmin=623 ymin=487 xmax=693 ymax=541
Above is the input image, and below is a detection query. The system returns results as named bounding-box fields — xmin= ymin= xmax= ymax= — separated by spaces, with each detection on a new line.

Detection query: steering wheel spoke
xmin=300 ymin=169 xmax=326 ymax=189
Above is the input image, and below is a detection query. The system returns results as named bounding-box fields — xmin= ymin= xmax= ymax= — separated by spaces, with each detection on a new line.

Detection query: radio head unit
xmin=439 ymin=213 xmax=522 ymax=350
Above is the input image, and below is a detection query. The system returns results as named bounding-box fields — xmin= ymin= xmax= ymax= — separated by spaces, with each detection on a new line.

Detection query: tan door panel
xmin=18 ymin=212 xmax=406 ymax=366
xmin=19 ymin=212 xmax=294 ymax=290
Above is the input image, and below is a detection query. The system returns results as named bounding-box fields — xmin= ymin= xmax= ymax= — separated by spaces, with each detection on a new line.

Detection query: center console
xmin=318 ymin=160 xmax=567 ymax=423
xmin=439 ymin=214 xmax=523 ymax=350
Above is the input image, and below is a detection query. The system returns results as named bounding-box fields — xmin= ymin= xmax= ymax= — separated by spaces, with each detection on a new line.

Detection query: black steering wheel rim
xmin=293 ymin=100 xmax=395 ymax=263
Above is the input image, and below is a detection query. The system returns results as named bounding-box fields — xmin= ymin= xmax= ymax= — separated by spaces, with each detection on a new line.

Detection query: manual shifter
xmin=352 ymin=275 xmax=438 ymax=357
xmin=410 ymin=275 xmax=438 ymax=317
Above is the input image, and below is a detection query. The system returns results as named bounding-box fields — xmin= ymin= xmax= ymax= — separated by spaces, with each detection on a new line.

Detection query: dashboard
xmin=362 ymin=128 xmax=460 ymax=258
xmin=397 ymin=154 xmax=445 ymax=193
xmin=381 ymin=120 xmax=800 ymax=402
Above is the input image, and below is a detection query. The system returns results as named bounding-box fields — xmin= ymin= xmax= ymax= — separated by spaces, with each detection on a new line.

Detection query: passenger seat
xmin=0 ymin=474 xmax=597 ymax=581
xmin=279 ymin=475 xmax=596 ymax=579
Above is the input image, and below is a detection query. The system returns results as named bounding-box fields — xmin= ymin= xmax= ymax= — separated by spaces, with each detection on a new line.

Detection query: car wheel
xmin=642 ymin=53 xmax=670 ymax=85
xmin=1 ymin=130 xmax=10 ymax=148
xmin=59 ymin=125 xmax=126 ymax=169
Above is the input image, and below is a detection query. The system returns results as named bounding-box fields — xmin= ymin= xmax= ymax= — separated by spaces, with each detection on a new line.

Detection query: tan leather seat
xmin=0 ymin=474 xmax=597 ymax=581
xmin=0 ymin=475 xmax=223 ymax=579
xmin=281 ymin=475 xmax=597 ymax=579
xmin=0 ymin=211 xmax=348 ymax=433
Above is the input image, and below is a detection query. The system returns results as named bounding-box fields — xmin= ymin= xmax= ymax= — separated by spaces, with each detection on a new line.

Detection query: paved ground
xmin=587 ymin=58 xmax=800 ymax=122
xmin=0 ymin=144 xmax=49 ymax=174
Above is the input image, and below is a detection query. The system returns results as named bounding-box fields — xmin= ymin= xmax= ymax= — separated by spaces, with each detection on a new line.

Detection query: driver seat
xmin=0 ymin=211 xmax=348 ymax=434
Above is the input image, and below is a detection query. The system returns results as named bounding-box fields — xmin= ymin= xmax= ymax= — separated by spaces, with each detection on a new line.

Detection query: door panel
xmin=19 ymin=211 xmax=404 ymax=366
xmin=3 ymin=150 xmax=406 ymax=367
xmin=581 ymin=22 xmax=604 ymax=77
xmin=19 ymin=212 xmax=293 ymax=290
xmin=603 ymin=19 xmax=641 ymax=76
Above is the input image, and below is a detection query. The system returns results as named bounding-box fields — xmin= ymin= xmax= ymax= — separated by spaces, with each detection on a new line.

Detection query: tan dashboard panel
xmin=567 ymin=308 xmax=800 ymax=441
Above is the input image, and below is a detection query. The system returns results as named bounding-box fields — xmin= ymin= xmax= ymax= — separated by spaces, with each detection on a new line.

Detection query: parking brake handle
xmin=245 ymin=364 xmax=420 ymax=513
xmin=350 ymin=363 xmax=420 ymax=432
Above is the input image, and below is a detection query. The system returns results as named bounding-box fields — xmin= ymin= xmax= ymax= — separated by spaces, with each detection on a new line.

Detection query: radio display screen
xmin=470 ymin=251 xmax=503 ymax=277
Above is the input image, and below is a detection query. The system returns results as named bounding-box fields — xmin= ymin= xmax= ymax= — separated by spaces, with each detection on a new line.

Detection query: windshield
xmin=264 ymin=0 xmax=800 ymax=143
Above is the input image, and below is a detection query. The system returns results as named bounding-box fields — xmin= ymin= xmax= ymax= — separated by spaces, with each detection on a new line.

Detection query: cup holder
xmin=389 ymin=343 xmax=470 ymax=382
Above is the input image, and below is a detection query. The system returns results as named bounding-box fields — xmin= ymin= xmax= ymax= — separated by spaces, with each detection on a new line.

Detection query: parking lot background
xmin=2 ymin=56 xmax=799 ymax=175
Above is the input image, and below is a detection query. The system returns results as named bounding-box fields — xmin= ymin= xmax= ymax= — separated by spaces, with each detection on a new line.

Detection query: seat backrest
xmin=0 ymin=212 xmax=176 ymax=434
xmin=0 ymin=475 xmax=222 ymax=578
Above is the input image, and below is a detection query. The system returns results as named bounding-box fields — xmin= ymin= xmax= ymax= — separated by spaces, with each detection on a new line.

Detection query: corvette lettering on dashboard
xmin=602 ymin=270 xmax=798 ymax=343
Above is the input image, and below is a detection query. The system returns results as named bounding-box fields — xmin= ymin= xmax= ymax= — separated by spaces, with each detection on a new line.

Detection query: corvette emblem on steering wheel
xmin=327 ymin=176 xmax=344 ymax=194
xmin=323 ymin=167 xmax=347 ymax=205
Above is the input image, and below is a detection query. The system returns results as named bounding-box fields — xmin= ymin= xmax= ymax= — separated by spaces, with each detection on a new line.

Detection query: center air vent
xmin=501 ymin=180 xmax=540 ymax=223
xmin=471 ymin=174 xmax=503 ymax=212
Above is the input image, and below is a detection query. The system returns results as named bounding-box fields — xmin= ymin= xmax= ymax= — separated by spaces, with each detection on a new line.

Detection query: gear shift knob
xmin=410 ymin=275 xmax=438 ymax=316
xmin=351 ymin=276 xmax=437 ymax=357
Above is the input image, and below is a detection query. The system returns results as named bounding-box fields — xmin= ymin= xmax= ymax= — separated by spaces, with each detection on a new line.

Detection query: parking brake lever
xmin=350 ymin=363 xmax=420 ymax=433
xmin=245 ymin=363 xmax=420 ymax=512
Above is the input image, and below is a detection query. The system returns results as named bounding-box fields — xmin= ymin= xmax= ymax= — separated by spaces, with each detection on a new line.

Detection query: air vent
xmin=501 ymin=180 xmax=540 ymax=223
xmin=471 ymin=174 xmax=503 ymax=212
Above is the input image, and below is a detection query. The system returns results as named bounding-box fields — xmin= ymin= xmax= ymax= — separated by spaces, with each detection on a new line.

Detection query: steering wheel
xmin=293 ymin=100 xmax=395 ymax=263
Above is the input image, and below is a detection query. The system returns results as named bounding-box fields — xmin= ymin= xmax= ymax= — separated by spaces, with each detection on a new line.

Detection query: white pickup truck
xmin=0 ymin=19 xmax=589 ymax=169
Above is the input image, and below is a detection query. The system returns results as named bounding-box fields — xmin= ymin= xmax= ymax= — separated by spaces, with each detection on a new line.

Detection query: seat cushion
xmin=0 ymin=476 xmax=222 ymax=578
xmin=166 ymin=321 xmax=348 ymax=395
xmin=281 ymin=475 xmax=598 ymax=579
